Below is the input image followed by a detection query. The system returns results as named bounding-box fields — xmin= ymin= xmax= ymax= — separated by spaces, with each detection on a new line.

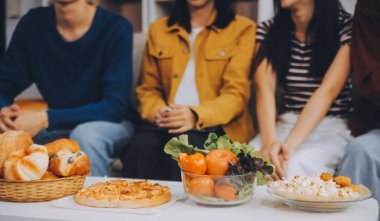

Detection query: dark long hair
xmin=253 ymin=0 xmax=342 ymax=83
xmin=167 ymin=0 xmax=236 ymax=33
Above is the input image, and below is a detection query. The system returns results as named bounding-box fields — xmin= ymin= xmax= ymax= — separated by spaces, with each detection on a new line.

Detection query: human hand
xmin=0 ymin=104 xmax=20 ymax=132
xmin=156 ymin=104 xmax=196 ymax=134
xmin=154 ymin=106 xmax=171 ymax=125
xmin=260 ymin=141 xmax=287 ymax=181
xmin=14 ymin=110 xmax=49 ymax=137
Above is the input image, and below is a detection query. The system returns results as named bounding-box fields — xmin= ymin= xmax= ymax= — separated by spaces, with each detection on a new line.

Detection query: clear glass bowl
xmin=180 ymin=171 xmax=257 ymax=206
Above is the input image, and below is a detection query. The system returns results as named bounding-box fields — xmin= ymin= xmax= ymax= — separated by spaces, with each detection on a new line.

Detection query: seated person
xmin=250 ymin=0 xmax=353 ymax=180
xmin=337 ymin=0 xmax=380 ymax=215
xmin=122 ymin=0 xmax=255 ymax=180
xmin=0 ymin=0 xmax=134 ymax=176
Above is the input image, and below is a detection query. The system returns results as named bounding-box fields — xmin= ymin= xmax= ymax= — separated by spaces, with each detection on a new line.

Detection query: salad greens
xmin=164 ymin=133 xmax=275 ymax=186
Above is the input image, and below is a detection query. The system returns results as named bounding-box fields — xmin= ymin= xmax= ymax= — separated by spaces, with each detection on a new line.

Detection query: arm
xmin=254 ymin=44 xmax=278 ymax=150
xmin=136 ymin=26 xmax=168 ymax=123
xmin=191 ymin=24 xmax=255 ymax=129
xmin=46 ymin=21 xmax=133 ymax=130
xmin=284 ymin=45 xmax=351 ymax=155
xmin=254 ymin=43 xmax=285 ymax=180
xmin=0 ymin=14 xmax=33 ymax=107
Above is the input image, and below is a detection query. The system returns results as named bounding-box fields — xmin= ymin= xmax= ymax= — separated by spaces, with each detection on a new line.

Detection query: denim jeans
xmin=34 ymin=121 xmax=134 ymax=176
xmin=338 ymin=129 xmax=380 ymax=220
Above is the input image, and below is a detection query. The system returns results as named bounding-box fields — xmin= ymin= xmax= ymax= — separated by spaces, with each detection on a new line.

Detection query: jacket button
xmin=173 ymin=73 xmax=179 ymax=78
xmin=220 ymin=51 xmax=226 ymax=57
xmin=158 ymin=51 xmax=163 ymax=56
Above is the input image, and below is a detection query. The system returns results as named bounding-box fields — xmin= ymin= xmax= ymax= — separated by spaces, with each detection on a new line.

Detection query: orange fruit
xmin=215 ymin=183 xmax=237 ymax=201
xmin=188 ymin=176 xmax=215 ymax=198
xmin=206 ymin=149 xmax=238 ymax=175
xmin=179 ymin=153 xmax=207 ymax=175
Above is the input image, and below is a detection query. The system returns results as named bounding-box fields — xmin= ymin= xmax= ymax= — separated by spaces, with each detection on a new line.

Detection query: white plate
xmin=52 ymin=194 xmax=184 ymax=215
xmin=267 ymin=185 xmax=372 ymax=212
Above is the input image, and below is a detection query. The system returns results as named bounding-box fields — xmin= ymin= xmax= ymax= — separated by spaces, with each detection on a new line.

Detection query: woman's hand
xmin=156 ymin=104 xmax=196 ymax=134
xmin=260 ymin=141 xmax=287 ymax=181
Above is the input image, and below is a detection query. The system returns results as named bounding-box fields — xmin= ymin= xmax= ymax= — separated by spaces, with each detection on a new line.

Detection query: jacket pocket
xmin=148 ymin=46 xmax=175 ymax=86
xmin=205 ymin=47 xmax=235 ymax=88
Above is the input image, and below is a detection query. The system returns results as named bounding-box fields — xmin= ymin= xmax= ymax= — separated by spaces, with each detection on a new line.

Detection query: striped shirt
xmin=256 ymin=9 xmax=353 ymax=117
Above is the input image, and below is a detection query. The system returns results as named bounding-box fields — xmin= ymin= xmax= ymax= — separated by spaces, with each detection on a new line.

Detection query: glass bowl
xmin=180 ymin=171 xmax=257 ymax=206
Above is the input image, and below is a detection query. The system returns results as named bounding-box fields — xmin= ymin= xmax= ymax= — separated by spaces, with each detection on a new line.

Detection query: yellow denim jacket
xmin=136 ymin=14 xmax=256 ymax=143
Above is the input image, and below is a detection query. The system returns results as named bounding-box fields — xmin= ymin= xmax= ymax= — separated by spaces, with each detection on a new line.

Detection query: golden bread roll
xmin=2 ymin=144 xmax=49 ymax=181
xmin=45 ymin=138 xmax=80 ymax=157
xmin=49 ymin=149 xmax=90 ymax=176
xmin=40 ymin=170 xmax=59 ymax=180
xmin=0 ymin=130 xmax=33 ymax=177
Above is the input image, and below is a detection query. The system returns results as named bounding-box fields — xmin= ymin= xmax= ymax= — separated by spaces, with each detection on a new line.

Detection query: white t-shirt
xmin=174 ymin=27 xmax=203 ymax=106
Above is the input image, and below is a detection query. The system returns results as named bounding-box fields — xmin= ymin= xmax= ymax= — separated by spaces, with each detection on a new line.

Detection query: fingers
xmin=168 ymin=125 xmax=191 ymax=134
xmin=163 ymin=109 xmax=183 ymax=118
xmin=159 ymin=120 xmax=184 ymax=129
xmin=269 ymin=152 xmax=285 ymax=180
xmin=10 ymin=104 xmax=20 ymax=112
xmin=2 ymin=117 xmax=17 ymax=130
xmin=157 ymin=116 xmax=184 ymax=126
xmin=0 ymin=120 xmax=10 ymax=132
xmin=0 ymin=107 xmax=20 ymax=118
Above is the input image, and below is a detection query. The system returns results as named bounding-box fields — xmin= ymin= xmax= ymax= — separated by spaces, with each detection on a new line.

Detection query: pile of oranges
xmin=179 ymin=149 xmax=239 ymax=201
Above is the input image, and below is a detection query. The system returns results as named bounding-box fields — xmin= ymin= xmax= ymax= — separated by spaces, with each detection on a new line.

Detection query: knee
xmin=70 ymin=123 xmax=103 ymax=147
xmin=344 ymin=138 xmax=374 ymax=161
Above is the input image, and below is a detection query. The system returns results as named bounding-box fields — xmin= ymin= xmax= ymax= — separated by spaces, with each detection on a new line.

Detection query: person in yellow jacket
xmin=122 ymin=0 xmax=256 ymax=180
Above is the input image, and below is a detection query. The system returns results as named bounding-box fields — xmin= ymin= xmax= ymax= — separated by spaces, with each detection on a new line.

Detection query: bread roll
xmin=3 ymin=144 xmax=49 ymax=181
xmin=0 ymin=130 xmax=33 ymax=177
xmin=49 ymin=149 xmax=90 ymax=177
xmin=40 ymin=171 xmax=59 ymax=180
xmin=45 ymin=138 xmax=80 ymax=157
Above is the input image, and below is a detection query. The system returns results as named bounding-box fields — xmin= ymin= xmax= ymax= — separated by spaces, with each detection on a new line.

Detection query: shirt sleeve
xmin=47 ymin=20 xmax=133 ymax=130
xmin=0 ymin=12 xmax=34 ymax=107
xmin=256 ymin=19 xmax=273 ymax=43
xmin=338 ymin=11 xmax=353 ymax=47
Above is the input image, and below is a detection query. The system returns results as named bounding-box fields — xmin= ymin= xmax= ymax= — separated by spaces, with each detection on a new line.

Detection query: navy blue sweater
xmin=0 ymin=6 xmax=133 ymax=130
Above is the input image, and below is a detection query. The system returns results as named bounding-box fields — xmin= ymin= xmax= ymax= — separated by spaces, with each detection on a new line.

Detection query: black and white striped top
xmin=256 ymin=10 xmax=353 ymax=117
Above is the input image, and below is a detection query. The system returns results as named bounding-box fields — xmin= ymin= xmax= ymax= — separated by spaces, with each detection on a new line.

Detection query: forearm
xmin=256 ymin=87 xmax=277 ymax=147
xmin=47 ymin=99 xmax=126 ymax=130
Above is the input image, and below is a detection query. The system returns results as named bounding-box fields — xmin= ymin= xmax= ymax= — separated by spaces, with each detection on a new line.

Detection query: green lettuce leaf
xmin=164 ymin=135 xmax=208 ymax=160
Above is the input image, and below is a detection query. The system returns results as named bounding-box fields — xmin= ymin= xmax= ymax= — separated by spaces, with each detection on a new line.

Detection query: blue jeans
xmin=34 ymin=121 xmax=134 ymax=176
xmin=338 ymin=129 xmax=380 ymax=220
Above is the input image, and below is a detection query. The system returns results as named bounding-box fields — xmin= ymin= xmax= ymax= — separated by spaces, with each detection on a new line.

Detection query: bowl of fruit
xmin=164 ymin=133 xmax=275 ymax=206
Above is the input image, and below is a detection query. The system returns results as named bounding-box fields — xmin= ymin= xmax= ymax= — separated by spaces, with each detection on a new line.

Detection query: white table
xmin=0 ymin=176 xmax=378 ymax=221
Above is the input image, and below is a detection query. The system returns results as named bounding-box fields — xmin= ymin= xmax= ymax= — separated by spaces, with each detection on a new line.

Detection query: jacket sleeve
xmin=136 ymin=26 xmax=167 ymax=123
xmin=0 ymin=13 xmax=33 ymax=107
xmin=47 ymin=21 xmax=133 ymax=130
xmin=191 ymin=23 xmax=256 ymax=129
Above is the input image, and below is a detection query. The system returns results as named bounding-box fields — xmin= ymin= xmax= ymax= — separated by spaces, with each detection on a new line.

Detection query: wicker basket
xmin=0 ymin=175 xmax=86 ymax=202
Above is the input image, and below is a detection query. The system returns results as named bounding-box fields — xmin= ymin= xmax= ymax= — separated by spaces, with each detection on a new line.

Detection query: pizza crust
xmin=74 ymin=180 xmax=171 ymax=208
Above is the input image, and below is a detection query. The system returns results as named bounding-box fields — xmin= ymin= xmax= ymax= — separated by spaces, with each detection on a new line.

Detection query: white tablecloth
xmin=0 ymin=176 xmax=378 ymax=221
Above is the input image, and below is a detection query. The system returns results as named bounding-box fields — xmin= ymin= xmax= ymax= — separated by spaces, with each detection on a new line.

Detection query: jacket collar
xmin=166 ymin=10 xmax=220 ymax=33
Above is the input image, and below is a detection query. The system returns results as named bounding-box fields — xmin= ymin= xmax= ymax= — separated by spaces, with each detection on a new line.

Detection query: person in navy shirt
xmin=0 ymin=0 xmax=134 ymax=176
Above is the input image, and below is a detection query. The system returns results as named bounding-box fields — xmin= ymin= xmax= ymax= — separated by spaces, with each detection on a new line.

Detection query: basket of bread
xmin=0 ymin=130 xmax=91 ymax=202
